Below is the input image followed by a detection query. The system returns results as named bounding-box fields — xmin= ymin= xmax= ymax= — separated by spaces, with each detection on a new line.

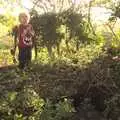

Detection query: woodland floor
xmin=0 ymin=55 xmax=120 ymax=120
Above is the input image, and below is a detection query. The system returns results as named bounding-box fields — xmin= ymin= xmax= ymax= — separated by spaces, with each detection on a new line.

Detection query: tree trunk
xmin=56 ymin=43 xmax=60 ymax=56
xmin=65 ymin=26 xmax=70 ymax=53
xmin=76 ymin=39 xmax=79 ymax=51
xmin=88 ymin=0 xmax=96 ymax=36
xmin=47 ymin=45 xmax=54 ymax=59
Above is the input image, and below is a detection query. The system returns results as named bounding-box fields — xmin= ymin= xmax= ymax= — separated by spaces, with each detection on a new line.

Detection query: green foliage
xmin=109 ymin=1 xmax=120 ymax=20
xmin=0 ymin=49 xmax=13 ymax=66
xmin=0 ymin=15 xmax=7 ymax=24
xmin=30 ymin=11 xmax=64 ymax=57
xmin=0 ymin=43 xmax=120 ymax=119
xmin=40 ymin=98 xmax=74 ymax=120
xmin=1 ymin=1 xmax=120 ymax=120
xmin=0 ymin=86 xmax=74 ymax=120
xmin=0 ymin=87 xmax=45 ymax=120
xmin=93 ymin=0 xmax=112 ymax=6
xmin=63 ymin=9 xmax=88 ymax=41
xmin=104 ymin=94 xmax=120 ymax=119
xmin=30 ymin=8 xmax=93 ymax=57
xmin=0 ymin=14 xmax=17 ymax=30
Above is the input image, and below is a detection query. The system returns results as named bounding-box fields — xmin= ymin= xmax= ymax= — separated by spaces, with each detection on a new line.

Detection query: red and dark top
xmin=13 ymin=24 xmax=34 ymax=48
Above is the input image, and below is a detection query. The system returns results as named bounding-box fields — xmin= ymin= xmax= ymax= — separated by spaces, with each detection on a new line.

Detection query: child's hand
xmin=10 ymin=48 xmax=15 ymax=56
xmin=112 ymin=56 xmax=120 ymax=61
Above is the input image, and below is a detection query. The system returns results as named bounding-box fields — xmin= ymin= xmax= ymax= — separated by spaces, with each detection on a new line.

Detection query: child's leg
xmin=26 ymin=47 xmax=32 ymax=66
xmin=18 ymin=47 xmax=26 ymax=69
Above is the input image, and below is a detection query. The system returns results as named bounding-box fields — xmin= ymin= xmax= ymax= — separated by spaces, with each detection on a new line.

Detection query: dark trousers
xmin=18 ymin=47 xmax=32 ymax=69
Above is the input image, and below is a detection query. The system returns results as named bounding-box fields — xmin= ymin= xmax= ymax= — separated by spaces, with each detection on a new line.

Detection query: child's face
xmin=19 ymin=14 xmax=29 ymax=25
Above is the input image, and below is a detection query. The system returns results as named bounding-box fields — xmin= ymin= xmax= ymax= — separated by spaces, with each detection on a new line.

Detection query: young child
xmin=13 ymin=12 xmax=35 ymax=69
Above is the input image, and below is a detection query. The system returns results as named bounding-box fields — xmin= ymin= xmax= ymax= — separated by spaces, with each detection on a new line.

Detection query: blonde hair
xmin=19 ymin=12 xmax=30 ymax=23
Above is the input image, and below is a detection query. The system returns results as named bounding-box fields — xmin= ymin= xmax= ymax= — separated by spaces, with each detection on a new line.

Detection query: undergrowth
xmin=0 ymin=44 xmax=120 ymax=120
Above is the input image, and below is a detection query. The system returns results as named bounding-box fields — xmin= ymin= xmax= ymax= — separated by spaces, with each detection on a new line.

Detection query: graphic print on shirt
xmin=22 ymin=27 xmax=32 ymax=46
